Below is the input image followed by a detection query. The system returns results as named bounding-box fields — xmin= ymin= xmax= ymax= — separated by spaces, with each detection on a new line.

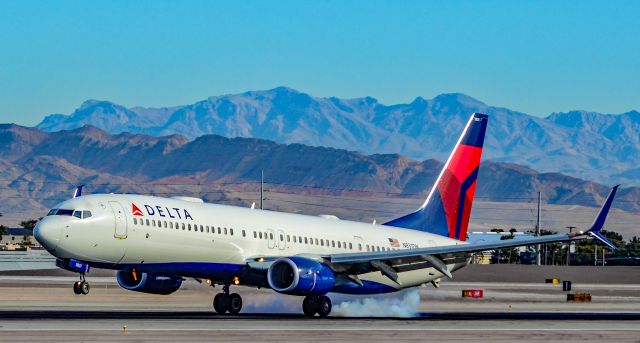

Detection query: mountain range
xmin=35 ymin=87 xmax=640 ymax=186
xmin=1 ymin=124 xmax=639 ymax=229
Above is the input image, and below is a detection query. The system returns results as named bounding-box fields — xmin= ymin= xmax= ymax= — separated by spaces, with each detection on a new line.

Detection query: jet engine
xmin=267 ymin=256 xmax=335 ymax=295
xmin=116 ymin=270 xmax=182 ymax=295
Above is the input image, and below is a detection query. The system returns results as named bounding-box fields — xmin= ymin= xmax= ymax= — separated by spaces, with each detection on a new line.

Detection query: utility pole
xmin=594 ymin=240 xmax=598 ymax=266
xmin=536 ymin=192 xmax=542 ymax=266
xmin=260 ymin=169 xmax=264 ymax=210
xmin=566 ymin=226 xmax=576 ymax=266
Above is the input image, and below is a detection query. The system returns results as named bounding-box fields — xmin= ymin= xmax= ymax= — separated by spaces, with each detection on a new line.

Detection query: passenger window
xmin=218 ymin=227 xmax=222 ymax=234
xmin=242 ymin=230 xmax=246 ymax=237
xmin=73 ymin=211 xmax=82 ymax=219
xmin=152 ymin=220 xmax=156 ymax=227
xmin=280 ymin=234 xmax=284 ymax=241
xmin=337 ymin=241 xmax=341 ymax=248
xmin=293 ymin=236 xmax=297 ymax=243
xmin=259 ymin=232 xmax=263 ymax=239
xmin=254 ymin=231 xmax=257 ymax=239
xmin=230 ymin=229 xmax=234 ymax=236
xmin=145 ymin=219 xmax=150 ymax=226
xmin=332 ymin=240 xmax=336 ymax=247
xmin=358 ymin=243 xmax=362 ymax=251
xmin=304 ymin=237 xmax=308 ymax=244
xmin=206 ymin=226 xmax=209 ymax=233
xmin=349 ymin=243 xmax=353 ymax=250
xmin=133 ymin=218 xmax=137 ymax=225
xmin=224 ymin=228 xmax=228 ymax=235
xmin=314 ymin=238 xmax=319 ymax=245
xmin=182 ymin=223 xmax=185 ymax=230
xmin=269 ymin=233 xmax=273 ymax=240
xmin=83 ymin=211 xmax=92 ymax=219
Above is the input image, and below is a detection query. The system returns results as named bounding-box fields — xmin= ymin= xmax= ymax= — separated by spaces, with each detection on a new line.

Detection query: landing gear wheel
xmin=228 ymin=293 xmax=243 ymax=314
xmin=73 ymin=281 xmax=82 ymax=295
xmin=316 ymin=296 xmax=332 ymax=317
xmin=213 ymin=293 xmax=229 ymax=314
xmin=302 ymin=296 xmax=317 ymax=317
xmin=80 ymin=281 xmax=90 ymax=295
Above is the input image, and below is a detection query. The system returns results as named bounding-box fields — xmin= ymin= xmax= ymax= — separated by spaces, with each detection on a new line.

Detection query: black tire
xmin=213 ymin=293 xmax=229 ymax=314
xmin=228 ymin=293 xmax=242 ymax=314
xmin=317 ymin=296 xmax=331 ymax=318
xmin=73 ymin=281 xmax=82 ymax=295
xmin=80 ymin=281 xmax=90 ymax=295
xmin=302 ymin=296 xmax=317 ymax=317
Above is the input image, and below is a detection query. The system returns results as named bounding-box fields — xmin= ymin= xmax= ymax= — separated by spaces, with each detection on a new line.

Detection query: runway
xmin=0 ymin=274 xmax=638 ymax=342
xmin=1 ymin=309 xmax=640 ymax=320
xmin=1 ymin=316 xmax=639 ymax=342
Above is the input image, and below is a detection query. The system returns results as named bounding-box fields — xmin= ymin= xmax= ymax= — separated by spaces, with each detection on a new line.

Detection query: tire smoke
xmin=330 ymin=288 xmax=421 ymax=318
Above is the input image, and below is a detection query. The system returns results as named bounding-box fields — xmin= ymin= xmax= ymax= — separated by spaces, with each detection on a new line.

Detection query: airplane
xmin=33 ymin=112 xmax=620 ymax=317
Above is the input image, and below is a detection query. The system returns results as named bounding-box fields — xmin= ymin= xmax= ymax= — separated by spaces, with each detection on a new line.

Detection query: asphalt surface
xmin=0 ymin=272 xmax=638 ymax=342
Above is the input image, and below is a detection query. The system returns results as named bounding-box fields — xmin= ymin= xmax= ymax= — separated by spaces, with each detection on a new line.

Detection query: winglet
xmin=72 ymin=185 xmax=84 ymax=198
xmin=587 ymin=185 xmax=620 ymax=251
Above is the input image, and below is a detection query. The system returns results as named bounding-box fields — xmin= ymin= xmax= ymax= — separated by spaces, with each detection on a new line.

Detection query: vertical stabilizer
xmin=384 ymin=113 xmax=488 ymax=241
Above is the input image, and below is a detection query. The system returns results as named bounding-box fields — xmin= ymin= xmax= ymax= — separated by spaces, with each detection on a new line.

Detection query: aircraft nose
xmin=33 ymin=219 xmax=62 ymax=252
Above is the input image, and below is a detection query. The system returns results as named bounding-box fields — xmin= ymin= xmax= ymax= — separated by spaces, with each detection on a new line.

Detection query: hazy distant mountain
xmin=35 ymin=87 xmax=640 ymax=186
xmin=1 ymin=124 xmax=638 ymax=221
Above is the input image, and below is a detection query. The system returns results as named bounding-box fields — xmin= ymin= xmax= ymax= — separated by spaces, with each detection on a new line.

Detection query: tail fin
xmin=384 ymin=113 xmax=488 ymax=241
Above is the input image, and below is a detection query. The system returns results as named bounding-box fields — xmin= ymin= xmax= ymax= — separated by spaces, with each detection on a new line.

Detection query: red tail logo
xmin=132 ymin=203 xmax=144 ymax=216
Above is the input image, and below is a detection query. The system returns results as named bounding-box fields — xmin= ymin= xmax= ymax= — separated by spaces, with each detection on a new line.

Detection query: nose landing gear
xmin=303 ymin=295 xmax=332 ymax=317
xmin=213 ymin=284 xmax=243 ymax=314
xmin=72 ymin=273 xmax=90 ymax=295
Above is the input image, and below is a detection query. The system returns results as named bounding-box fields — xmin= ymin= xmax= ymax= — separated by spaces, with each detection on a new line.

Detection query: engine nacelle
xmin=116 ymin=270 xmax=182 ymax=295
xmin=267 ymin=256 xmax=335 ymax=295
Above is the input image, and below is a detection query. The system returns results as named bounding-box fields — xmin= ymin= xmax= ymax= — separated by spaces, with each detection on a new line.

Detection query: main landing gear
xmin=73 ymin=273 xmax=90 ymax=295
xmin=302 ymin=295 xmax=332 ymax=317
xmin=213 ymin=284 xmax=243 ymax=315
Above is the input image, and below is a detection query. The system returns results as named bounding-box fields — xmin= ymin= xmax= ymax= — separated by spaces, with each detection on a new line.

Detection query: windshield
xmin=47 ymin=209 xmax=91 ymax=218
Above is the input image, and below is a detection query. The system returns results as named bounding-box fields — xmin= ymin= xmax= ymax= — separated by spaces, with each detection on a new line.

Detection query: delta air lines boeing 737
xmin=33 ymin=113 xmax=619 ymax=317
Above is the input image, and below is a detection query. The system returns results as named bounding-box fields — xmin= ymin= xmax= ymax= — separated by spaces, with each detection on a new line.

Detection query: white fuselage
xmin=35 ymin=193 xmax=469 ymax=293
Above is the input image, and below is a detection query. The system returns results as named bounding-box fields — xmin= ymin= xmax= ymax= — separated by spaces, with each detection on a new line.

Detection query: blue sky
xmin=1 ymin=0 xmax=639 ymax=126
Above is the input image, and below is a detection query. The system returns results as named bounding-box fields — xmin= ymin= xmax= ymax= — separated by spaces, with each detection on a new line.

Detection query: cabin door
xmin=109 ymin=201 xmax=128 ymax=239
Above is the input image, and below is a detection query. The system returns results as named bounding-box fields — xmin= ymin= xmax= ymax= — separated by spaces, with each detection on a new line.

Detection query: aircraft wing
xmin=322 ymin=186 xmax=620 ymax=283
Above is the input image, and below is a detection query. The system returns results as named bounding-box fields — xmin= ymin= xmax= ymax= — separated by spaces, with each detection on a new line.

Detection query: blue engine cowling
xmin=116 ymin=270 xmax=182 ymax=295
xmin=267 ymin=256 xmax=335 ymax=295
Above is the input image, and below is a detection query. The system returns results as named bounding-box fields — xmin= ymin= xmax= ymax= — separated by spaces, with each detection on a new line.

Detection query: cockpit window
xmin=48 ymin=209 xmax=92 ymax=219
xmin=56 ymin=209 xmax=74 ymax=216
